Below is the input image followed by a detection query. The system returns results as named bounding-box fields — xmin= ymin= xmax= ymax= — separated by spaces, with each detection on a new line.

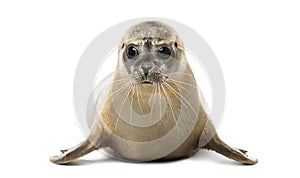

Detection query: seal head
xmin=119 ymin=21 xmax=185 ymax=84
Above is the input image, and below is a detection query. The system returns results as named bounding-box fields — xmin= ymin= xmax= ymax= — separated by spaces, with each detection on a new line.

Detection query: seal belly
xmin=100 ymin=81 xmax=202 ymax=161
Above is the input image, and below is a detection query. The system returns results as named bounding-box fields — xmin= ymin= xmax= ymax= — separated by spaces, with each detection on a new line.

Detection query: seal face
xmin=50 ymin=21 xmax=258 ymax=165
xmin=120 ymin=22 xmax=183 ymax=85
xmin=123 ymin=38 xmax=176 ymax=84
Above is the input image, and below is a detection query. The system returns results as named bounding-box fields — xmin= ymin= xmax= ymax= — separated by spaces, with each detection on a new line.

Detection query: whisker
xmin=166 ymin=82 xmax=190 ymax=93
xmin=111 ymin=78 xmax=131 ymax=83
xmin=158 ymin=84 xmax=162 ymax=121
xmin=93 ymin=78 xmax=130 ymax=106
xmin=107 ymin=82 xmax=131 ymax=100
xmin=167 ymin=72 xmax=194 ymax=78
xmin=161 ymin=84 xmax=179 ymax=131
xmin=150 ymin=82 xmax=158 ymax=123
xmin=129 ymin=84 xmax=135 ymax=131
xmin=163 ymin=82 xmax=198 ymax=116
xmin=136 ymin=84 xmax=146 ymax=119
xmin=114 ymin=84 xmax=133 ymax=131
xmin=109 ymin=81 xmax=131 ymax=89
xmin=167 ymin=78 xmax=198 ymax=88
xmin=150 ymin=84 xmax=157 ymax=123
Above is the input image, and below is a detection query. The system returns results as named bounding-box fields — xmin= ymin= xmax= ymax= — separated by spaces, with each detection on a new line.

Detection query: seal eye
xmin=158 ymin=46 xmax=171 ymax=59
xmin=126 ymin=46 xmax=138 ymax=59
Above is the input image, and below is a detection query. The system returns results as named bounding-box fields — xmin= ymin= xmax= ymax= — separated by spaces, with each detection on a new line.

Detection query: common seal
xmin=50 ymin=21 xmax=257 ymax=165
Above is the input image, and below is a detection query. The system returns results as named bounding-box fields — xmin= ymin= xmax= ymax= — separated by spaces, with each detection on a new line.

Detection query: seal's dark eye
xmin=126 ymin=46 xmax=138 ymax=58
xmin=158 ymin=46 xmax=171 ymax=59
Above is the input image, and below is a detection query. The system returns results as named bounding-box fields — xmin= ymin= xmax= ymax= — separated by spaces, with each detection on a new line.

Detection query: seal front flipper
xmin=203 ymin=134 xmax=258 ymax=165
xmin=200 ymin=121 xmax=258 ymax=165
xmin=50 ymin=122 xmax=106 ymax=165
xmin=50 ymin=140 xmax=97 ymax=164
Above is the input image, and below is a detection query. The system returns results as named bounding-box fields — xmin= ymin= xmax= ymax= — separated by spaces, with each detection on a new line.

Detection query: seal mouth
xmin=132 ymin=71 xmax=167 ymax=85
xmin=141 ymin=80 xmax=153 ymax=84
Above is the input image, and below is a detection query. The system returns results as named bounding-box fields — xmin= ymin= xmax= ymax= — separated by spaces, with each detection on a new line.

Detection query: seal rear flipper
xmin=203 ymin=134 xmax=258 ymax=165
xmin=50 ymin=140 xmax=97 ymax=165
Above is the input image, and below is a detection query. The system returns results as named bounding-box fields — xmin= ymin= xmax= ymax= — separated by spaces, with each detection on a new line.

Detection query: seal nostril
xmin=144 ymin=72 xmax=148 ymax=79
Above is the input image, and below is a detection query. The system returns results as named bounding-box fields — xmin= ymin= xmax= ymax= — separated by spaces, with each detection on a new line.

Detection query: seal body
xmin=50 ymin=21 xmax=258 ymax=165
xmin=99 ymin=62 xmax=203 ymax=161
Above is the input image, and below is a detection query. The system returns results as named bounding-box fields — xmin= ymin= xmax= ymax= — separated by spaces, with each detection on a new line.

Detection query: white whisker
xmin=164 ymin=82 xmax=198 ymax=116
xmin=161 ymin=84 xmax=179 ymax=131
xmin=136 ymin=84 xmax=146 ymax=119
xmin=114 ymin=84 xmax=132 ymax=131
xmin=167 ymin=78 xmax=197 ymax=88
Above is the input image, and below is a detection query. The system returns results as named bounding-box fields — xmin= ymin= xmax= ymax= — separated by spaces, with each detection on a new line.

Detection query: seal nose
xmin=141 ymin=65 xmax=152 ymax=76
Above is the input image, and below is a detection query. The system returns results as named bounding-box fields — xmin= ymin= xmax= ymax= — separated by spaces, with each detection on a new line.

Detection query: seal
xmin=50 ymin=21 xmax=258 ymax=165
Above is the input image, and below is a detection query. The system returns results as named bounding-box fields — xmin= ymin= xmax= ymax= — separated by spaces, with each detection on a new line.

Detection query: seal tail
xmin=203 ymin=133 xmax=258 ymax=165
xmin=49 ymin=140 xmax=97 ymax=165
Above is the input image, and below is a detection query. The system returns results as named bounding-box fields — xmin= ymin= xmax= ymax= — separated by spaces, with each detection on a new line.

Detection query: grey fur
xmin=122 ymin=21 xmax=180 ymax=43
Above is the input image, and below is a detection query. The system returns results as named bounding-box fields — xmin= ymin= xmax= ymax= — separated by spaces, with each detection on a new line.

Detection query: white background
xmin=0 ymin=0 xmax=299 ymax=177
